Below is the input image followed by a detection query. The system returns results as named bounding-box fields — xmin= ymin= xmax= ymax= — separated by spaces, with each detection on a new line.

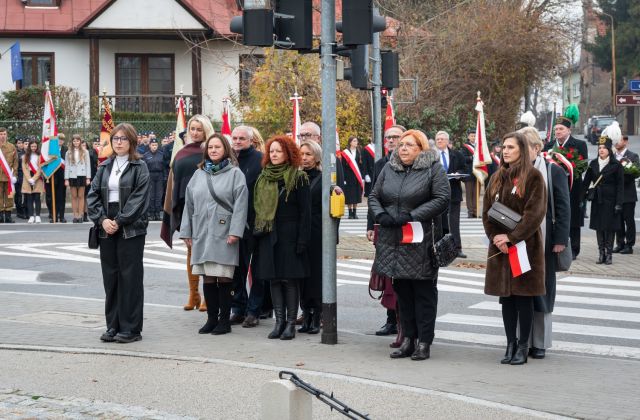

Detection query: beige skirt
xmin=191 ymin=262 xmax=235 ymax=279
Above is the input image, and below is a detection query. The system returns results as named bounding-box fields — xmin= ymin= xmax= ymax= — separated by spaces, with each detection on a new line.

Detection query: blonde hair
xmin=250 ymin=126 xmax=265 ymax=153
xmin=186 ymin=115 xmax=215 ymax=144
xmin=401 ymin=129 xmax=430 ymax=151
xmin=518 ymin=126 xmax=544 ymax=153
xmin=300 ymin=140 xmax=322 ymax=170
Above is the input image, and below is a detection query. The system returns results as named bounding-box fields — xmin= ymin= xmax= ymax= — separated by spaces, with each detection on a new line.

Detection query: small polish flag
xmin=508 ymin=241 xmax=531 ymax=277
xmin=245 ymin=255 xmax=253 ymax=297
xmin=401 ymin=222 xmax=424 ymax=244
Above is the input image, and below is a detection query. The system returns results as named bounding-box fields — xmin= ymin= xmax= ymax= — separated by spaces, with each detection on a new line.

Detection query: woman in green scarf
xmin=253 ymin=135 xmax=311 ymax=340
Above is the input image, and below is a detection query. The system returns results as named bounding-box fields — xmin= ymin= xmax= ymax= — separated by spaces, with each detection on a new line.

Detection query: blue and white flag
xmin=10 ymin=42 xmax=23 ymax=82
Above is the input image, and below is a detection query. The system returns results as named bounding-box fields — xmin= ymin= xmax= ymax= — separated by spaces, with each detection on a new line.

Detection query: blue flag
xmin=10 ymin=42 xmax=23 ymax=82
xmin=41 ymin=136 xmax=62 ymax=179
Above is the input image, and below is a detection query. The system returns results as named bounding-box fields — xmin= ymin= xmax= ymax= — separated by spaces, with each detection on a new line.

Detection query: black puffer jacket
xmin=369 ymin=150 xmax=450 ymax=280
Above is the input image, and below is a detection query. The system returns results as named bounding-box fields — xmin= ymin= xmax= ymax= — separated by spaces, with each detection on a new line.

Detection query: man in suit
xmin=366 ymin=124 xmax=404 ymax=337
xmin=544 ymin=117 xmax=588 ymax=259
xmin=435 ymin=130 xmax=467 ymax=258
xmin=613 ymin=135 xmax=639 ymax=254
xmin=459 ymin=129 xmax=477 ymax=218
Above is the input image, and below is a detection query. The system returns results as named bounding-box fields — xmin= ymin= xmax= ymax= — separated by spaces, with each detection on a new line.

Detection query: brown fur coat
xmin=482 ymin=169 xmax=547 ymax=297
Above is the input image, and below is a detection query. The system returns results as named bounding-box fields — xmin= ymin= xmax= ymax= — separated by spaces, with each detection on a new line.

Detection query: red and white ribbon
xmin=0 ymin=148 xmax=15 ymax=196
xmin=364 ymin=143 xmax=375 ymax=159
xmin=341 ymin=148 xmax=364 ymax=192
xmin=401 ymin=222 xmax=424 ymax=244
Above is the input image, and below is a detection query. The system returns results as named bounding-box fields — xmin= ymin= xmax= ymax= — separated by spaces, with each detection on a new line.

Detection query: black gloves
xmin=396 ymin=211 xmax=412 ymax=226
xmin=614 ymin=205 xmax=622 ymax=214
xmin=296 ymin=243 xmax=307 ymax=255
xmin=376 ymin=212 xmax=396 ymax=227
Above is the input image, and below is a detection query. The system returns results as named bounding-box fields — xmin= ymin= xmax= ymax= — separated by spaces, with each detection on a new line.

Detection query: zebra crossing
xmin=337 ymin=258 xmax=640 ymax=360
xmin=339 ymin=207 xmax=486 ymax=238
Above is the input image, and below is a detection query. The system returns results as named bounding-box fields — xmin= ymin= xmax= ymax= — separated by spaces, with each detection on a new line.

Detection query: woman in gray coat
xmin=180 ymin=134 xmax=248 ymax=335
xmin=369 ymin=130 xmax=450 ymax=361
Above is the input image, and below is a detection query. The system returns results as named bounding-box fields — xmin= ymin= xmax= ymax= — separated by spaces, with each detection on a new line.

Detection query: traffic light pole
xmin=371 ymin=28 xmax=383 ymax=159
xmin=320 ymin=0 xmax=338 ymax=345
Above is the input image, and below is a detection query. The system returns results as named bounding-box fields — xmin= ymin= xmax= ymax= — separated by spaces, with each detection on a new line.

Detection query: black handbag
xmin=88 ymin=223 xmax=100 ymax=249
xmin=431 ymin=219 xmax=458 ymax=268
xmin=548 ymin=164 xmax=572 ymax=272
xmin=487 ymin=194 xmax=522 ymax=232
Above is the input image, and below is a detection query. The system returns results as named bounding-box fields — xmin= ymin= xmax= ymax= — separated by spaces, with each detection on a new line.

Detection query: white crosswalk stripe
xmin=335 ymin=258 xmax=640 ymax=359
xmin=339 ymin=208 xmax=487 ymax=238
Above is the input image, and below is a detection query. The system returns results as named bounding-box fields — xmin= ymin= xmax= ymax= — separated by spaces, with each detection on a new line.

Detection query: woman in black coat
xmin=369 ymin=130 xmax=450 ymax=361
xmin=583 ymin=135 xmax=624 ymax=264
xmin=342 ymin=136 xmax=364 ymax=218
xmin=253 ymin=135 xmax=311 ymax=340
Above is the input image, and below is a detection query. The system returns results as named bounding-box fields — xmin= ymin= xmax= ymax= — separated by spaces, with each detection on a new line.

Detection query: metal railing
xmin=103 ymin=94 xmax=199 ymax=114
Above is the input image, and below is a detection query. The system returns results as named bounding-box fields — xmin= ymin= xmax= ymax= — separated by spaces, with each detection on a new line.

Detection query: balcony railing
xmin=102 ymin=95 xmax=199 ymax=114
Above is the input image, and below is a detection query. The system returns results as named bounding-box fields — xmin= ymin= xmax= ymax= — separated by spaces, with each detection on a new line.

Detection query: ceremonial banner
xmin=290 ymin=92 xmax=302 ymax=146
xmin=401 ymin=222 xmax=424 ymax=244
xmin=221 ymin=98 xmax=232 ymax=140
xmin=170 ymin=96 xmax=187 ymax=165
xmin=40 ymin=87 xmax=62 ymax=179
xmin=508 ymin=241 xmax=531 ymax=277
xmin=10 ymin=42 xmax=23 ymax=82
xmin=384 ymin=93 xmax=396 ymax=132
xmin=98 ymin=95 xmax=114 ymax=162
xmin=364 ymin=143 xmax=375 ymax=159
xmin=546 ymin=102 xmax=556 ymax=145
xmin=472 ymin=95 xmax=491 ymax=183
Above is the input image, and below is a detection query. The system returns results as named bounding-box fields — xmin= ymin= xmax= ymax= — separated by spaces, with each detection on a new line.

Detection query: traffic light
xmin=230 ymin=0 xmax=312 ymax=50
xmin=338 ymin=0 xmax=387 ymax=46
xmin=343 ymin=45 xmax=369 ymax=89
xmin=381 ymin=51 xmax=399 ymax=90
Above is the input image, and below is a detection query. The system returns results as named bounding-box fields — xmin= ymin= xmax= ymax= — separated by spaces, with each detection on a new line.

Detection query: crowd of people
xmin=0 ymin=113 xmax=637 ymax=361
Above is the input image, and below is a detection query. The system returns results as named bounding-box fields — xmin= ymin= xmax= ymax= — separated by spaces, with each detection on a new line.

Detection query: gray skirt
xmin=191 ymin=261 xmax=235 ymax=279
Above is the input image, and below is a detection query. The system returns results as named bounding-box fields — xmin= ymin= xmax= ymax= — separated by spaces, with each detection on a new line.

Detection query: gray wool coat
xmin=179 ymin=165 xmax=248 ymax=267
xmin=369 ymin=150 xmax=450 ymax=280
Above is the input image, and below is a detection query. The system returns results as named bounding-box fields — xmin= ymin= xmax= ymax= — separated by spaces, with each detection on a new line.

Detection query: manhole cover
xmin=7 ymin=311 xmax=104 ymax=329
xmin=37 ymin=272 xmax=74 ymax=283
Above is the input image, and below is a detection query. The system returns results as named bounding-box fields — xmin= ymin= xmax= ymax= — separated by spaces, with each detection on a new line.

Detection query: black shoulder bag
xmin=487 ymin=194 xmax=522 ymax=232
xmin=428 ymin=167 xmax=458 ymax=268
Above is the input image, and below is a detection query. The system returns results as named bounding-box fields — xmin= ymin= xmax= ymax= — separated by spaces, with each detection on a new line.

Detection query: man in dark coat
xmin=366 ymin=124 xmax=404 ymax=337
xmin=612 ymin=135 xmax=639 ymax=254
xmin=544 ymin=117 xmax=588 ymax=259
xmin=435 ymin=130 xmax=467 ymax=258
xmin=459 ymin=128 xmax=478 ymax=218
xmin=229 ymin=125 xmax=264 ymax=327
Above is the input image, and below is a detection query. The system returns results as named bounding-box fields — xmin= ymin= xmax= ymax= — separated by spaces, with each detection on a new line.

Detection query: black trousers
xmin=447 ymin=201 xmax=462 ymax=250
xmin=45 ymin=172 xmax=66 ymax=220
xmin=615 ymin=202 xmax=636 ymax=248
xmin=15 ymin=177 xmax=24 ymax=215
xmin=24 ymin=193 xmax=41 ymax=217
xmin=570 ymin=226 xmax=581 ymax=256
xmin=393 ymin=278 xmax=438 ymax=343
xmin=99 ymin=204 xmax=145 ymax=334
xmin=596 ymin=230 xmax=614 ymax=252
xmin=148 ymin=175 xmax=164 ymax=213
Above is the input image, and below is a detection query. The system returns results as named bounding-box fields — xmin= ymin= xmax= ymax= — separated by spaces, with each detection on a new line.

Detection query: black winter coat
xmin=618 ymin=150 xmax=639 ymax=203
xmin=237 ymin=147 xmax=263 ymax=229
xmin=366 ymin=154 xmax=390 ymax=231
xmin=369 ymin=150 xmax=450 ymax=280
xmin=253 ymin=177 xmax=311 ymax=280
xmin=583 ymin=158 xmax=624 ymax=232
xmin=442 ymin=148 xmax=465 ymax=203
xmin=342 ymin=148 xmax=364 ymax=205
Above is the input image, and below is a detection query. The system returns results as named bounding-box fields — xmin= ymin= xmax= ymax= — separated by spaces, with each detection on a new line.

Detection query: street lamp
xmin=601 ymin=11 xmax=616 ymax=115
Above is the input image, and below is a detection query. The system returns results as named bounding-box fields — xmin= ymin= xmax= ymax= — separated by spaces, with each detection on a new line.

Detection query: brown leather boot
xmin=183 ymin=277 xmax=202 ymax=311
xmin=199 ymin=294 xmax=207 ymax=312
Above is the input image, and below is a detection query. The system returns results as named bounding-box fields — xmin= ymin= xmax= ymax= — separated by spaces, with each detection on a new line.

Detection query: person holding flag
xmin=0 ymin=127 xmax=18 ymax=223
xmin=21 ymin=140 xmax=45 ymax=223
xmin=482 ymin=131 xmax=547 ymax=365
xmin=342 ymin=136 xmax=364 ymax=219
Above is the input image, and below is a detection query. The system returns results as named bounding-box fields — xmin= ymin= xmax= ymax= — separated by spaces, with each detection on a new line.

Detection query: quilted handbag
xmin=431 ymin=219 xmax=458 ymax=268
xmin=487 ymin=196 xmax=522 ymax=232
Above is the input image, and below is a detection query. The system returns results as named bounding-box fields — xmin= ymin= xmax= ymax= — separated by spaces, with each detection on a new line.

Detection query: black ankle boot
xmin=308 ymin=311 xmax=321 ymax=334
xmin=212 ymin=283 xmax=232 ymax=335
xmin=596 ymin=250 xmax=605 ymax=264
xmin=199 ymin=283 xmax=218 ymax=334
xmin=501 ymin=341 xmax=518 ymax=364
xmin=268 ymin=281 xmax=286 ymax=339
xmin=410 ymin=342 xmax=430 ymax=360
xmin=510 ymin=344 xmax=528 ymax=365
xmin=4 ymin=211 xmax=14 ymax=223
xmin=280 ymin=280 xmax=299 ymax=340
xmin=390 ymin=337 xmax=415 ymax=358
xmin=280 ymin=321 xmax=296 ymax=340
xmin=297 ymin=311 xmax=312 ymax=333
xmin=604 ymin=251 xmax=612 ymax=265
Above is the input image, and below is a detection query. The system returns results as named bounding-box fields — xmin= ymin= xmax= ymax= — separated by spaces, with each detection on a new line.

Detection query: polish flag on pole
xmin=472 ymin=92 xmax=491 ymax=183
xmin=40 ymin=83 xmax=62 ymax=179
xmin=383 ymin=92 xmax=396 ymax=155
xmin=170 ymin=95 xmax=187 ymax=165
xmin=508 ymin=241 xmax=531 ymax=277
xmin=401 ymin=222 xmax=424 ymax=244
xmin=290 ymin=91 xmax=302 ymax=146
xmin=221 ymin=98 xmax=232 ymax=141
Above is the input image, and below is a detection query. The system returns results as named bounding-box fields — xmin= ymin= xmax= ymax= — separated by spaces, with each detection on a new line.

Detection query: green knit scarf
xmin=254 ymin=163 xmax=308 ymax=233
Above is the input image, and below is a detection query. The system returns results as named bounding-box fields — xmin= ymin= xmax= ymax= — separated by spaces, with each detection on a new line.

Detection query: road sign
xmin=616 ymin=94 xmax=640 ymax=106
xmin=630 ymin=80 xmax=640 ymax=92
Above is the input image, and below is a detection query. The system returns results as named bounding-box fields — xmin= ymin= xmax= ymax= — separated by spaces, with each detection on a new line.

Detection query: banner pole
xmin=476 ymin=178 xmax=480 ymax=219
xmin=51 ymin=169 xmax=57 ymax=223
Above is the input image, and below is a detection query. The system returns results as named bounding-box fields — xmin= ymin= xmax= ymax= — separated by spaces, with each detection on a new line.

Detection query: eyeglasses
xmin=398 ymin=142 xmax=419 ymax=149
xmin=384 ymin=135 xmax=401 ymax=140
xmin=112 ymin=136 xmax=130 ymax=143
xmin=232 ymin=136 xmax=248 ymax=141
xmin=297 ymin=133 xmax=317 ymax=139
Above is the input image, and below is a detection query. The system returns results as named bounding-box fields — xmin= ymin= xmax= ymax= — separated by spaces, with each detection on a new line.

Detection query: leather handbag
xmin=487 ymin=195 xmax=522 ymax=232
xmin=431 ymin=219 xmax=458 ymax=268
xmin=88 ymin=223 xmax=100 ymax=249
xmin=368 ymin=270 xmax=388 ymax=299
xmin=548 ymin=164 xmax=572 ymax=272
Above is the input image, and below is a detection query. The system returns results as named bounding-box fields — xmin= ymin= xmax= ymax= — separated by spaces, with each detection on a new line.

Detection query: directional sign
xmin=616 ymin=94 xmax=640 ymax=106
xmin=630 ymin=80 xmax=640 ymax=92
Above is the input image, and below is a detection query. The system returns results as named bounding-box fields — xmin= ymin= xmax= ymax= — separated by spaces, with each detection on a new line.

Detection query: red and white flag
xmin=221 ymin=98 xmax=232 ymax=141
xmin=40 ymin=87 xmax=58 ymax=165
xmin=0 ymin=148 xmax=15 ymax=197
xmin=170 ymin=96 xmax=187 ymax=165
xmin=364 ymin=143 xmax=375 ymax=159
xmin=473 ymin=94 xmax=491 ymax=183
xmin=341 ymin=148 xmax=364 ymax=192
xmin=245 ymin=256 xmax=253 ymax=297
xmin=401 ymin=222 xmax=424 ymax=244
xmin=508 ymin=241 xmax=531 ymax=277
xmin=290 ymin=91 xmax=302 ymax=146
xmin=383 ymin=93 xmax=396 ymax=155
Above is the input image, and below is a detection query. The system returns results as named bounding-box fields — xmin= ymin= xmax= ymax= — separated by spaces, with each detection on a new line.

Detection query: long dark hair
xmin=488 ymin=132 xmax=533 ymax=198
xmin=23 ymin=139 xmax=40 ymax=163
xmin=110 ymin=123 xmax=141 ymax=161
xmin=197 ymin=134 xmax=238 ymax=169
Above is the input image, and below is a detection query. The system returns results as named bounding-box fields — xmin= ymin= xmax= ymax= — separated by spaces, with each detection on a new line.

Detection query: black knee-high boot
xmin=604 ymin=231 xmax=613 ymax=265
xmin=596 ymin=230 xmax=605 ymax=264
xmin=281 ymin=279 xmax=299 ymax=340
xmin=199 ymin=282 xmax=218 ymax=334
xmin=268 ymin=280 xmax=286 ymax=339
xmin=212 ymin=281 xmax=232 ymax=335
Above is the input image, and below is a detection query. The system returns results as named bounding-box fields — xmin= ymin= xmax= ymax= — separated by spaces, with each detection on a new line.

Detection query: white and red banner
xmin=170 ymin=96 xmax=187 ymax=165
xmin=473 ymin=95 xmax=491 ymax=183
xmin=401 ymin=222 xmax=424 ymax=244
xmin=0 ymin=148 xmax=15 ymax=196
xmin=290 ymin=91 xmax=302 ymax=146
xmin=384 ymin=93 xmax=396 ymax=132
xmin=544 ymin=150 xmax=574 ymax=190
xmin=221 ymin=98 xmax=232 ymax=141
xmin=246 ymin=255 xmax=253 ymax=296
xmin=40 ymin=87 xmax=62 ymax=179
xmin=508 ymin=241 xmax=531 ymax=277
xmin=364 ymin=143 xmax=375 ymax=159
xmin=341 ymin=148 xmax=364 ymax=192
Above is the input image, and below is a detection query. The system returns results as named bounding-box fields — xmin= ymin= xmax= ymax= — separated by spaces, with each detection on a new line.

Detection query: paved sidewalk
xmin=1 ymin=293 xmax=639 ymax=419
